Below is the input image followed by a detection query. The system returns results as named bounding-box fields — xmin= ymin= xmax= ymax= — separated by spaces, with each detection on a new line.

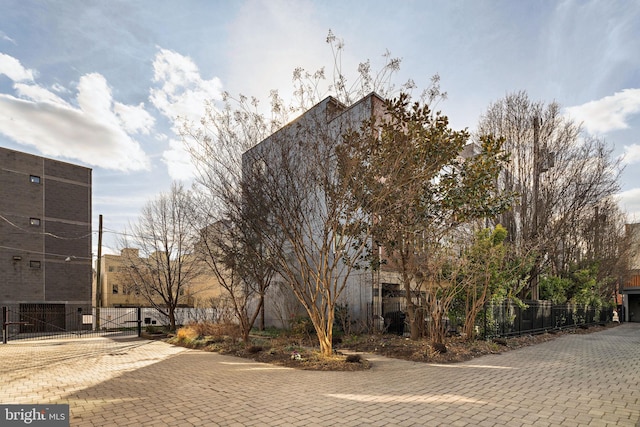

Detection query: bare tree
xmin=181 ymin=94 xmax=283 ymax=342
xmin=121 ymin=182 xmax=202 ymax=331
xmin=241 ymin=96 xmax=375 ymax=357
xmin=180 ymin=31 xmax=431 ymax=356
xmin=477 ymin=91 xmax=623 ymax=299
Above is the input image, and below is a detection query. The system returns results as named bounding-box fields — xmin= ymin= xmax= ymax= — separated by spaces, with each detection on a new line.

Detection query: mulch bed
xmin=164 ymin=323 xmax=618 ymax=371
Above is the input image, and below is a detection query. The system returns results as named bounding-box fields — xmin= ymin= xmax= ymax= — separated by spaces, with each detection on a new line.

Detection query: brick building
xmin=0 ymin=147 xmax=92 ymax=332
xmin=95 ymin=248 xmax=223 ymax=308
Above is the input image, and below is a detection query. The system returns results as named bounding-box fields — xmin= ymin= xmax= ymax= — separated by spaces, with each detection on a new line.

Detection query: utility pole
xmin=531 ymin=116 xmax=541 ymax=300
xmin=95 ymin=214 xmax=103 ymax=330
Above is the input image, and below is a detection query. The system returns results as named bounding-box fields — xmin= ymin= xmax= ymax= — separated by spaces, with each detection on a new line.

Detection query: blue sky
xmin=1 ymin=0 xmax=639 ymax=256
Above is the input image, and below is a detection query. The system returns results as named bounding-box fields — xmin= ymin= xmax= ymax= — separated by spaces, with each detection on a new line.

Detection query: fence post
xmin=137 ymin=307 xmax=142 ymax=338
xmin=2 ymin=307 xmax=7 ymax=344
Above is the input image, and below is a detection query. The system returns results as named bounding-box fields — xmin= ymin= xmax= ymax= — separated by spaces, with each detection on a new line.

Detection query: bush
xmin=345 ymin=354 xmax=361 ymax=363
xmin=246 ymin=345 xmax=263 ymax=354
xmin=193 ymin=322 xmax=240 ymax=338
xmin=145 ymin=325 xmax=160 ymax=334
xmin=289 ymin=316 xmax=315 ymax=341
xmin=176 ymin=325 xmax=200 ymax=342
xmin=176 ymin=322 xmax=241 ymax=343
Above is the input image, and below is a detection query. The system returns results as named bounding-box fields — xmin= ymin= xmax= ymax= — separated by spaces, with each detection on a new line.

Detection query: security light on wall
xmin=13 ymin=256 xmax=22 ymax=261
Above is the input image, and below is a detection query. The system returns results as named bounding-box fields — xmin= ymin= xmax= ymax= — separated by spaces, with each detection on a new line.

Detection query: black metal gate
xmin=2 ymin=305 xmax=141 ymax=343
xmin=19 ymin=303 xmax=68 ymax=333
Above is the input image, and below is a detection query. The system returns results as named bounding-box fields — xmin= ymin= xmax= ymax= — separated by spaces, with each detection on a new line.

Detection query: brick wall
xmin=0 ymin=147 xmax=92 ymax=306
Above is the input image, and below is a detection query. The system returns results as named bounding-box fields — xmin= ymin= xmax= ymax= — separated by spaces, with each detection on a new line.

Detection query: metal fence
xmin=2 ymin=305 xmax=141 ymax=343
xmin=371 ymin=300 xmax=611 ymax=339
xmin=2 ymin=305 xmax=232 ymax=343
xmin=480 ymin=300 xmax=611 ymax=339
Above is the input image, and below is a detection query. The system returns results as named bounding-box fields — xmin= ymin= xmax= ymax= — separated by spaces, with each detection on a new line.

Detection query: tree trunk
xmin=259 ymin=293 xmax=265 ymax=331
xmin=168 ymin=308 xmax=176 ymax=332
xmin=408 ymin=303 xmax=421 ymax=340
xmin=318 ymin=332 xmax=333 ymax=357
xmin=430 ymin=308 xmax=445 ymax=345
xmin=311 ymin=310 xmax=334 ymax=357
xmin=404 ymin=285 xmax=421 ymax=340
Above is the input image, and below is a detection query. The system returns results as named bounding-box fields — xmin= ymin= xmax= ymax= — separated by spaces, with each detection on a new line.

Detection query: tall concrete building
xmin=0 ymin=147 xmax=92 ymax=332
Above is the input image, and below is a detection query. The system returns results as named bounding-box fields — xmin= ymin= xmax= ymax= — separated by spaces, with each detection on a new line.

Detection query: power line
xmin=0 ymin=245 xmax=93 ymax=260
xmin=0 ymin=214 xmax=95 ymax=240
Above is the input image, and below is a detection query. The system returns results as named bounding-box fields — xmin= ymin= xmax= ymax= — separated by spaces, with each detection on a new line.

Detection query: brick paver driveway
xmin=1 ymin=324 xmax=639 ymax=426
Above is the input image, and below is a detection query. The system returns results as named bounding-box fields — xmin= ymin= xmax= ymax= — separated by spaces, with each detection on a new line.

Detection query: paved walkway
xmin=1 ymin=324 xmax=639 ymax=426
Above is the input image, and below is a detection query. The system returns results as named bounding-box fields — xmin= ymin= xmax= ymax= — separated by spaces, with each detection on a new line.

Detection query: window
xmin=29 ymin=218 xmax=41 ymax=226
xmin=108 ymin=266 xmax=115 ymax=272
xmin=29 ymin=175 xmax=41 ymax=184
xmin=29 ymin=260 xmax=41 ymax=269
xmin=112 ymin=284 xmax=119 ymax=294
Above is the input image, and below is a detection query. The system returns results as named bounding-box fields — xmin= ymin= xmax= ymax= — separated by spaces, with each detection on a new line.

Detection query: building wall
xmin=242 ymin=93 xmax=386 ymax=328
xmin=97 ymin=248 xmax=223 ymax=308
xmin=0 ymin=147 xmax=92 ymax=317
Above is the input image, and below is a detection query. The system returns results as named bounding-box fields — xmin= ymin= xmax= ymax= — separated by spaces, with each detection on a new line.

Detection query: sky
xmin=1 ymin=0 xmax=639 ymax=257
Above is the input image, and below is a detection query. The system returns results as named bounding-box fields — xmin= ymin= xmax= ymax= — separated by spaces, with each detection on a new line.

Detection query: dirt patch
xmin=166 ymin=335 xmax=372 ymax=371
xmin=165 ymin=323 xmax=617 ymax=371
xmin=340 ymin=323 xmax=617 ymax=364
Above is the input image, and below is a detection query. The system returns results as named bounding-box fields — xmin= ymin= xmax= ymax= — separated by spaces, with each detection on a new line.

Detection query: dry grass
xmin=174 ymin=322 xmax=241 ymax=343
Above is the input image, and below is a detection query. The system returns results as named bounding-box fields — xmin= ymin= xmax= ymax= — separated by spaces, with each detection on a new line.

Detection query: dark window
xmin=29 ymin=218 xmax=41 ymax=226
xmin=112 ymin=284 xmax=118 ymax=294
xmin=108 ymin=266 xmax=115 ymax=272
xmin=29 ymin=260 xmax=41 ymax=269
xmin=29 ymin=175 xmax=41 ymax=184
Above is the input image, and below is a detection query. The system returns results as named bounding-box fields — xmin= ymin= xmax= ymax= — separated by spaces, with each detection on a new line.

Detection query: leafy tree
xmin=539 ymin=276 xmax=571 ymax=304
xmin=460 ymin=225 xmax=509 ymax=340
xmin=339 ymin=94 xmax=513 ymax=344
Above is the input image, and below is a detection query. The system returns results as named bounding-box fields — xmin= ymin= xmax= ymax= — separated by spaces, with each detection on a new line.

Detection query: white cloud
xmin=149 ymin=48 xmax=224 ymax=180
xmin=621 ymin=144 xmax=640 ymax=165
xmin=150 ymin=48 xmax=223 ymax=124
xmin=50 ymin=83 xmax=68 ymax=93
xmin=114 ymin=102 xmax=155 ymax=135
xmin=565 ymin=89 xmax=640 ymax=134
xmin=1 ymin=33 xmax=16 ymax=45
xmin=617 ymin=188 xmax=640 ymax=223
xmin=0 ymin=53 xmax=35 ymax=81
xmin=0 ymin=55 xmax=153 ymax=172
xmin=13 ymin=82 xmax=69 ymax=105
xmin=162 ymin=139 xmax=195 ymax=181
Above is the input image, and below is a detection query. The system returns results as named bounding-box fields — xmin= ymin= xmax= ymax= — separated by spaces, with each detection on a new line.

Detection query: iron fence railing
xmin=371 ymin=300 xmax=611 ymax=339
xmin=2 ymin=306 xmax=140 ymax=343
xmin=480 ymin=300 xmax=611 ymax=339
xmin=2 ymin=306 xmax=234 ymax=343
